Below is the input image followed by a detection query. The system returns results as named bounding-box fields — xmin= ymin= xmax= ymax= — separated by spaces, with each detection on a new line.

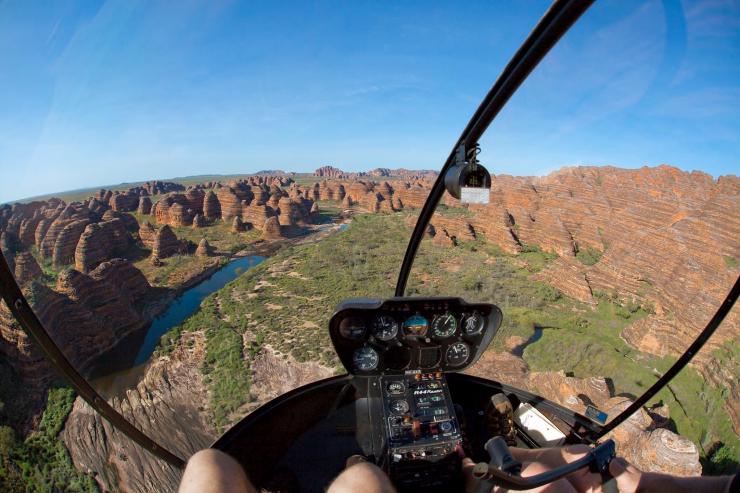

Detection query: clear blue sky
xmin=0 ymin=0 xmax=738 ymax=203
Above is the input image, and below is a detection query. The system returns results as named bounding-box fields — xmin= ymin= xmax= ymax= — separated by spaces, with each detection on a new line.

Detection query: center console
xmin=382 ymin=372 xmax=462 ymax=491
xmin=328 ymin=297 xmax=503 ymax=492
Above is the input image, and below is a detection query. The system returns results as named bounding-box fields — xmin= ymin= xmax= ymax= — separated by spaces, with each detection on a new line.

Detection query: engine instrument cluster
xmin=330 ymin=297 xmax=502 ymax=375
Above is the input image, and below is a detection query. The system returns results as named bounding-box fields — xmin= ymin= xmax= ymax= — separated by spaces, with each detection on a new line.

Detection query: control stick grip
xmin=473 ymin=437 xmax=521 ymax=493
xmin=484 ymin=436 xmax=521 ymax=475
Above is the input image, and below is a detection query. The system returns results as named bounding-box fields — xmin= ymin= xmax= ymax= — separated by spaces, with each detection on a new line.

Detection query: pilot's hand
xmin=462 ymin=453 xmax=579 ymax=493
xmin=534 ymin=445 xmax=608 ymax=493
xmin=608 ymin=457 xmax=642 ymax=493
xmin=462 ymin=445 xmax=609 ymax=493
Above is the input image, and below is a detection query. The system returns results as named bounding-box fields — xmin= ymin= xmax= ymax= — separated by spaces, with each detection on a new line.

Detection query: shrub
xmin=575 ymin=246 xmax=602 ymax=266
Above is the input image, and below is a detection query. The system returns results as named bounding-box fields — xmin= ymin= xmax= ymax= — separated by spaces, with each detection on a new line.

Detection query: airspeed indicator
xmin=432 ymin=312 xmax=457 ymax=339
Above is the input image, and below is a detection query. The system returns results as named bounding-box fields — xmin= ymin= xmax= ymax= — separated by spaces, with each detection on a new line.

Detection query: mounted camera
xmin=444 ymin=144 xmax=491 ymax=204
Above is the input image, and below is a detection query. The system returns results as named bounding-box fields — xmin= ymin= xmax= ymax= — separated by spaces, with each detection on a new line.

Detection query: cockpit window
xmin=0 ymin=1 xmax=737 ymax=491
xmin=408 ymin=0 xmax=739 ymax=476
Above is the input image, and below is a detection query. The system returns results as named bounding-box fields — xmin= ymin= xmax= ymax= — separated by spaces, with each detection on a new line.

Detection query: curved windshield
xmin=409 ymin=0 xmax=739 ymax=478
xmin=0 ymin=1 xmax=737 ymax=492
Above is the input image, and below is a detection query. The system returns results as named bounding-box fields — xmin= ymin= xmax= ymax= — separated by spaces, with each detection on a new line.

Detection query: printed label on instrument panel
xmin=413 ymin=389 xmax=443 ymax=395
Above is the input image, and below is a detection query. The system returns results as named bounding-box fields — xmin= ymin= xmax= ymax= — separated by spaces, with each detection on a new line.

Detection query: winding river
xmin=92 ymin=255 xmax=265 ymax=396
xmin=133 ymin=255 xmax=265 ymax=365
xmin=92 ymin=221 xmax=349 ymax=397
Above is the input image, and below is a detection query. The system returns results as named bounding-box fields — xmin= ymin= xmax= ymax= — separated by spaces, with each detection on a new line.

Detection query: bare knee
xmin=328 ymin=462 xmax=397 ymax=493
xmin=178 ymin=449 xmax=256 ymax=493
xmin=516 ymin=462 xmax=577 ymax=493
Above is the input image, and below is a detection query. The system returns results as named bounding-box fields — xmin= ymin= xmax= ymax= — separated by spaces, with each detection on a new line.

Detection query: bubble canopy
xmin=0 ymin=0 xmax=738 ymax=490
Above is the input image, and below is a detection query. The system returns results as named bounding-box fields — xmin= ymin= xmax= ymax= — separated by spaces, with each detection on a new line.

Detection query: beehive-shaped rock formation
xmin=152 ymin=225 xmax=180 ymax=259
xmin=138 ymin=222 xmax=156 ymax=249
xmin=137 ymin=196 xmax=152 ymax=215
xmin=75 ymin=219 xmax=133 ymax=273
xmin=195 ymin=238 xmax=211 ymax=257
xmin=109 ymin=192 xmax=139 ymax=212
xmin=261 ymin=217 xmax=284 ymax=240
xmin=52 ymin=219 xmax=90 ymax=268
xmin=1 ymin=233 xmax=15 ymax=272
xmin=14 ymin=252 xmax=42 ymax=286
xmin=203 ymin=191 xmax=220 ymax=219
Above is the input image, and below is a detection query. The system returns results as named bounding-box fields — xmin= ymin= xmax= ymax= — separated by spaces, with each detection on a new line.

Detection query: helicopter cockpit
xmin=0 ymin=0 xmax=738 ymax=492
xmin=213 ymin=296 xmax=617 ymax=492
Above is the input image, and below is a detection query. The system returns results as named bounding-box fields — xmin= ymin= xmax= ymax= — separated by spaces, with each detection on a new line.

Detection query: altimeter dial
xmin=445 ymin=342 xmax=470 ymax=367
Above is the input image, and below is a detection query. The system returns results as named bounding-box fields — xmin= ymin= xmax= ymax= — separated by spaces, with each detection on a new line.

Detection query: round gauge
xmin=445 ymin=342 xmax=471 ymax=367
xmin=339 ymin=316 xmax=367 ymax=340
xmin=387 ymin=381 xmax=406 ymax=395
xmin=372 ymin=315 xmax=399 ymax=341
xmin=403 ymin=314 xmax=429 ymax=337
xmin=432 ymin=312 xmax=457 ymax=338
xmin=352 ymin=346 xmax=379 ymax=372
xmin=390 ymin=399 xmax=410 ymax=414
xmin=462 ymin=312 xmax=486 ymax=336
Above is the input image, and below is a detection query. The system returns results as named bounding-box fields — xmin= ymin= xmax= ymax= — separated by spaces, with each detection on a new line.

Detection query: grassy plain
xmin=10 ymin=173 xmax=263 ymax=205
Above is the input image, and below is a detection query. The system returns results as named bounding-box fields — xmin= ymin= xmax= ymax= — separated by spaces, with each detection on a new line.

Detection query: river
xmin=92 ymin=255 xmax=265 ymax=396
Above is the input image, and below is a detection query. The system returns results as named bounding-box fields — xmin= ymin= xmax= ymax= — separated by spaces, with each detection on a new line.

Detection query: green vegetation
xmin=28 ymin=246 xmax=60 ymax=286
xmin=150 ymin=210 xmax=736 ymax=469
xmin=314 ymin=201 xmax=345 ymax=223
xmin=155 ymin=213 xmax=413 ymax=431
xmin=128 ymin=214 xmax=261 ymax=255
xmin=575 ymin=245 xmax=603 ymax=266
xmin=133 ymin=254 xmax=225 ymax=288
xmin=723 ymin=255 xmax=738 ymax=269
xmin=0 ymin=388 xmax=98 ymax=492
xmin=435 ymin=204 xmax=475 ymax=217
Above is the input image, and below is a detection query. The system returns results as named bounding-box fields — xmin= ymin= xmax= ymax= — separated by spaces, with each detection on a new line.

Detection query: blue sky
xmin=0 ymin=0 xmax=738 ymax=203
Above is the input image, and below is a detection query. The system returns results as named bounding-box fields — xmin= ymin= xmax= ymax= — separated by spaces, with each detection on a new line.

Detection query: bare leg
xmin=178 ymin=449 xmax=257 ymax=493
xmin=462 ymin=458 xmax=576 ymax=493
xmin=327 ymin=462 xmax=397 ymax=493
xmin=512 ymin=462 xmax=578 ymax=493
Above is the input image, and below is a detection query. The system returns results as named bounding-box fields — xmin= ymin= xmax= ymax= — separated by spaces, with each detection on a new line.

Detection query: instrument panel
xmin=329 ymin=297 xmax=503 ymax=375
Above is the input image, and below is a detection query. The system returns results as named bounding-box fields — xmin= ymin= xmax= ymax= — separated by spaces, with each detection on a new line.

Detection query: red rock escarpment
xmin=28 ymin=260 xmax=151 ymax=372
xmin=314 ymin=165 xmax=350 ymax=179
xmin=63 ymin=331 xmax=214 ymax=493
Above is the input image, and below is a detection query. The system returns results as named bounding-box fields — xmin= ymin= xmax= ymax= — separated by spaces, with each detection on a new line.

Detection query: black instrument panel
xmin=329 ymin=297 xmax=502 ymax=375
